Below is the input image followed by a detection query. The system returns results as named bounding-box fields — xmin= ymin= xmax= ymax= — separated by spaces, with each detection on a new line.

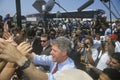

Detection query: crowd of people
xmin=0 ymin=13 xmax=120 ymax=80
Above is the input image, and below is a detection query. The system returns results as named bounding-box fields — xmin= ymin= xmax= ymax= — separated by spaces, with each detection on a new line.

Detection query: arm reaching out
xmin=0 ymin=61 xmax=7 ymax=72
xmin=3 ymin=21 xmax=9 ymax=32
xmin=0 ymin=41 xmax=32 ymax=80
xmin=17 ymin=41 xmax=32 ymax=56
xmin=3 ymin=30 xmax=17 ymax=46
xmin=0 ymin=38 xmax=48 ymax=80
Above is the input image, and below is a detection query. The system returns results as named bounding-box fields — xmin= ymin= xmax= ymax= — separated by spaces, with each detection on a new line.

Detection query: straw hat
xmin=56 ymin=69 xmax=93 ymax=80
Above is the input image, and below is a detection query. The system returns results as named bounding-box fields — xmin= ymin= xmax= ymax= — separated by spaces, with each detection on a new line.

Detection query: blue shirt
xmin=34 ymin=55 xmax=76 ymax=80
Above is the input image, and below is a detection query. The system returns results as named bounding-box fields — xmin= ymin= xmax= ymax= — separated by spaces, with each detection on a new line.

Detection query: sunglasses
xmin=28 ymin=37 xmax=33 ymax=40
xmin=41 ymin=40 xmax=47 ymax=42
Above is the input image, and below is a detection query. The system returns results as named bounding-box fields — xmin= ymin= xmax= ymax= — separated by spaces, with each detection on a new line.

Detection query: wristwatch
xmin=19 ymin=59 xmax=31 ymax=70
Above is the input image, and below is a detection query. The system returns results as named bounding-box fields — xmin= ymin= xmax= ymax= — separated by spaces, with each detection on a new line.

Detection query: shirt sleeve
xmin=33 ymin=55 xmax=52 ymax=66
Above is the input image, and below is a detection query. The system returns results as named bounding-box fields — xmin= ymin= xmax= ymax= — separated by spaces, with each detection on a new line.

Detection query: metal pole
xmin=16 ymin=0 xmax=22 ymax=29
xmin=102 ymin=2 xmax=118 ymax=19
xmin=109 ymin=0 xmax=112 ymax=33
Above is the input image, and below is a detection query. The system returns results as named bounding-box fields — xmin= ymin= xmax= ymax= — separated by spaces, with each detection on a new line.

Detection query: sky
xmin=0 ymin=0 xmax=120 ymax=20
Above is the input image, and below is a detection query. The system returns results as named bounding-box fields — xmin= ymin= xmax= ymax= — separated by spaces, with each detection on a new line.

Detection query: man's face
xmin=40 ymin=37 xmax=49 ymax=47
xmin=50 ymin=44 xmax=66 ymax=63
xmin=50 ymin=31 xmax=55 ymax=38
xmin=109 ymin=58 xmax=120 ymax=70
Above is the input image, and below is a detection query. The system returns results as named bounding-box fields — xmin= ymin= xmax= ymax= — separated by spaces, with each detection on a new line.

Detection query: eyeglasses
xmin=41 ymin=40 xmax=47 ymax=43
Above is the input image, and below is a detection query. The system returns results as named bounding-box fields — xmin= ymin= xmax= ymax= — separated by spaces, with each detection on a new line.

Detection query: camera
xmin=84 ymin=43 xmax=88 ymax=48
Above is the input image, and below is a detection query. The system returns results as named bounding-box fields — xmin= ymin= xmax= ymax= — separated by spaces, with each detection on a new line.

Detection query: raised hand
xmin=3 ymin=21 xmax=9 ymax=32
xmin=3 ymin=31 xmax=17 ymax=46
xmin=0 ymin=38 xmax=23 ymax=63
xmin=17 ymin=41 xmax=32 ymax=56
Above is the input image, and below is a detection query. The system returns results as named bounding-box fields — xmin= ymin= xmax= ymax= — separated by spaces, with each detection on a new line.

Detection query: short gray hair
xmin=52 ymin=36 xmax=72 ymax=55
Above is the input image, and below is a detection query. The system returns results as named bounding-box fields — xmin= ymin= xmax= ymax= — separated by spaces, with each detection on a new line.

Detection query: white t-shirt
xmin=115 ymin=41 xmax=120 ymax=52
xmin=96 ymin=51 xmax=110 ymax=70
xmin=93 ymin=40 xmax=101 ymax=49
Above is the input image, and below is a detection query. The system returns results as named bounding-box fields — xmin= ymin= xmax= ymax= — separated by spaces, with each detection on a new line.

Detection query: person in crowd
xmin=93 ymin=33 xmax=101 ymax=51
xmin=65 ymin=30 xmax=72 ymax=40
xmin=95 ymin=37 xmax=115 ymax=70
xmin=114 ymin=23 xmax=120 ymax=52
xmin=91 ymin=37 xmax=115 ymax=79
xmin=106 ymin=52 xmax=120 ymax=71
xmin=48 ymin=29 xmax=56 ymax=45
xmin=98 ymin=68 xmax=120 ymax=80
xmin=83 ymin=36 xmax=99 ymax=65
xmin=26 ymin=28 xmax=42 ymax=55
xmin=40 ymin=33 xmax=51 ymax=55
xmin=77 ymin=35 xmax=98 ymax=79
xmin=3 ymin=13 xmax=12 ymax=30
xmin=72 ymin=39 xmax=86 ymax=70
xmin=16 ymin=33 xmax=51 ymax=79
xmin=70 ymin=32 xmax=77 ymax=49
xmin=3 ymin=13 xmax=10 ymax=22
xmin=115 ymin=36 xmax=120 ymax=53
xmin=86 ymin=52 xmax=120 ymax=80
xmin=0 ymin=36 xmax=76 ymax=80
xmin=94 ymin=18 xmax=103 ymax=34
xmin=103 ymin=23 xmax=111 ymax=37
xmin=72 ymin=29 xmax=83 ymax=50
xmin=36 ymin=33 xmax=52 ymax=72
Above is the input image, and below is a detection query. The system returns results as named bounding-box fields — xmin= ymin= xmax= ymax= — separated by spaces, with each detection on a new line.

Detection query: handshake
xmin=0 ymin=38 xmax=32 ymax=80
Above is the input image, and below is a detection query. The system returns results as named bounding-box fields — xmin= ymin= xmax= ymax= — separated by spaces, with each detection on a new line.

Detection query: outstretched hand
xmin=3 ymin=31 xmax=17 ymax=46
xmin=2 ymin=20 xmax=17 ymax=46
xmin=17 ymin=41 xmax=32 ymax=56
xmin=0 ymin=38 xmax=23 ymax=63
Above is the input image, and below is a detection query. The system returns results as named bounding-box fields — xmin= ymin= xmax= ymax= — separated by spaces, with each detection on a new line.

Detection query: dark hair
xmin=111 ymin=52 xmax=120 ymax=63
xmin=49 ymin=29 xmax=56 ymax=35
xmin=26 ymin=28 xmax=36 ymax=37
xmin=85 ymin=36 xmax=94 ymax=46
xmin=103 ymin=68 xmax=120 ymax=80
xmin=41 ymin=33 xmax=50 ymax=40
